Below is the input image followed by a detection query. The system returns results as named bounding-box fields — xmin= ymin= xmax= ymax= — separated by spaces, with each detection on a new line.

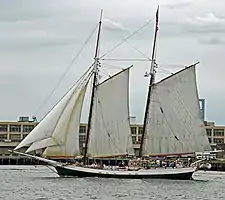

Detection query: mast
xmin=139 ymin=6 xmax=159 ymax=157
xmin=83 ymin=10 xmax=103 ymax=165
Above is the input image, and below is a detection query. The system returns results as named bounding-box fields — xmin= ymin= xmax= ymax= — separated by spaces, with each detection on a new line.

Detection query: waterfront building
xmin=199 ymin=99 xmax=205 ymax=121
xmin=0 ymin=115 xmax=225 ymax=156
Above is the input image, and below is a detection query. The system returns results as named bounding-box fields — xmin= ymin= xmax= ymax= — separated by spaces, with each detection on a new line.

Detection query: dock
xmin=201 ymin=159 xmax=225 ymax=171
xmin=0 ymin=156 xmax=43 ymax=165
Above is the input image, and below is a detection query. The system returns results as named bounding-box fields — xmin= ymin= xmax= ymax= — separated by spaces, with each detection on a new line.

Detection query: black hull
xmin=55 ymin=166 xmax=194 ymax=180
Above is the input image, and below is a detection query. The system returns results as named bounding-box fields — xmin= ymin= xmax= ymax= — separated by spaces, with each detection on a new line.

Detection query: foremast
xmin=139 ymin=6 xmax=159 ymax=157
xmin=83 ymin=10 xmax=103 ymax=165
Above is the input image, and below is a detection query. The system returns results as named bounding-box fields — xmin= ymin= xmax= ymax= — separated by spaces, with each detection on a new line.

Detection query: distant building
xmin=199 ymin=99 xmax=205 ymax=121
xmin=0 ymin=99 xmax=223 ymax=157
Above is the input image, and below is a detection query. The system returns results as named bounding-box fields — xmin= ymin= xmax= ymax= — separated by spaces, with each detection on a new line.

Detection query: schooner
xmin=11 ymin=6 xmax=211 ymax=180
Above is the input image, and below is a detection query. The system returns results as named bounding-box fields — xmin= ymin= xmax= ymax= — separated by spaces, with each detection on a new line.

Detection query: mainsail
xmin=142 ymin=65 xmax=211 ymax=156
xmin=87 ymin=67 xmax=134 ymax=158
xmin=14 ymin=69 xmax=93 ymax=157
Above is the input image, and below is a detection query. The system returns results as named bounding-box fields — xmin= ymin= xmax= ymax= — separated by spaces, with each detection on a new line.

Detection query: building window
xmin=208 ymin=137 xmax=211 ymax=143
xmin=137 ymin=135 xmax=142 ymax=143
xmin=138 ymin=127 xmax=143 ymax=135
xmin=214 ymin=138 xmax=224 ymax=144
xmin=10 ymin=134 xmax=21 ymax=142
xmin=79 ymin=135 xmax=86 ymax=142
xmin=206 ymin=129 xmax=211 ymax=136
xmin=79 ymin=126 xmax=86 ymax=133
xmin=213 ymin=129 xmax=224 ymax=137
xmin=134 ymin=149 xmax=139 ymax=156
xmin=23 ymin=125 xmax=34 ymax=133
xmin=23 ymin=125 xmax=34 ymax=132
xmin=0 ymin=125 xmax=7 ymax=132
xmin=0 ymin=134 xmax=7 ymax=141
xmin=130 ymin=127 xmax=136 ymax=135
xmin=10 ymin=125 xmax=21 ymax=132
xmin=132 ymin=136 xmax=136 ymax=143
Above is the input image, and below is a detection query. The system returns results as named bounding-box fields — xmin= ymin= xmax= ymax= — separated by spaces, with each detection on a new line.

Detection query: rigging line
xmin=100 ymin=58 xmax=150 ymax=61
xmin=157 ymin=71 xmax=172 ymax=75
xmin=99 ymin=68 xmax=111 ymax=78
xmin=38 ymin=69 xmax=94 ymax=142
xmin=157 ymin=68 xmax=173 ymax=74
xmin=100 ymin=17 xmax=155 ymax=59
xmin=35 ymin=63 xmax=94 ymax=121
xmin=119 ymin=36 xmax=151 ymax=60
xmin=101 ymin=63 xmax=123 ymax=70
xmin=33 ymin=24 xmax=98 ymax=116
xmin=45 ymin=71 xmax=94 ymax=153
xmin=158 ymin=63 xmax=186 ymax=68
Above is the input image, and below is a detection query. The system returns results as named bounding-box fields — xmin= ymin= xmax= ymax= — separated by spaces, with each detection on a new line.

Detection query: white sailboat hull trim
xmin=55 ymin=165 xmax=197 ymax=180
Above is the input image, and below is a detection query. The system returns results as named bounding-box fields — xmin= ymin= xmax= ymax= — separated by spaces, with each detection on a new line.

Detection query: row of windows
xmin=7 ymin=124 xmax=223 ymax=138
xmin=79 ymin=126 xmax=144 ymax=135
xmin=0 ymin=133 xmax=29 ymax=142
xmin=132 ymin=135 xmax=142 ymax=143
xmin=0 ymin=125 xmax=35 ymax=132
xmin=10 ymin=134 xmax=21 ymax=141
xmin=208 ymin=137 xmax=224 ymax=144
xmin=79 ymin=135 xmax=86 ymax=141
xmin=131 ymin=127 xmax=143 ymax=135
xmin=79 ymin=126 xmax=86 ymax=133
xmin=0 ymin=134 xmax=7 ymax=141
xmin=2 ymin=124 xmax=225 ymax=144
xmin=206 ymin=129 xmax=225 ymax=136
xmin=0 ymin=125 xmax=7 ymax=132
xmin=0 ymin=133 xmax=142 ymax=143
xmin=214 ymin=129 xmax=224 ymax=136
xmin=214 ymin=138 xmax=224 ymax=144
xmin=0 ymin=134 xmax=224 ymax=145
xmin=0 ymin=124 xmax=88 ymax=133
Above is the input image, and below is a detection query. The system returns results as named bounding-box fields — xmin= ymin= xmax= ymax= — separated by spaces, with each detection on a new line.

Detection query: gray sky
xmin=0 ymin=0 xmax=225 ymax=124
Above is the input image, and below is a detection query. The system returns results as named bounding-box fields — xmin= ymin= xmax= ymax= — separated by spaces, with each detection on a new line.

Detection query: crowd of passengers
xmin=84 ymin=158 xmax=193 ymax=170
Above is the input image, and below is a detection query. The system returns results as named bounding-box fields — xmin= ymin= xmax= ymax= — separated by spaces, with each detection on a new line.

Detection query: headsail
xmin=142 ymin=65 xmax=211 ymax=156
xmin=14 ymin=68 xmax=93 ymax=157
xmin=87 ymin=67 xmax=134 ymax=158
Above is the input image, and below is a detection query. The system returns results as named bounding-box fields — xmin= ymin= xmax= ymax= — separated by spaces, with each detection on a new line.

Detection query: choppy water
xmin=0 ymin=165 xmax=224 ymax=200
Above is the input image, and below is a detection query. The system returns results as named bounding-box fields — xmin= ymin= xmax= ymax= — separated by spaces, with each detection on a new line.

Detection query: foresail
xmin=25 ymin=138 xmax=56 ymax=153
xmin=42 ymin=85 xmax=88 ymax=157
xmin=15 ymin=69 xmax=92 ymax=157
xmin=143 ymin=65 xmax=211 ymax=156
xmin=87 ymin=67 xmax=134 ymax=158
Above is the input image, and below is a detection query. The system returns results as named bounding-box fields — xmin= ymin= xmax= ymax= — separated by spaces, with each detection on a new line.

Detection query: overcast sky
xmin=0 ymin=0 xmax=225 ymax=124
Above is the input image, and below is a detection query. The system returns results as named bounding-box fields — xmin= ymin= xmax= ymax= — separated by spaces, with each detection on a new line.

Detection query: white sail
xmin=25 ymin=138 xmax=56 ymax=153
xmin=143 ymin=65 xmax=211 ymax=156
xmin=87 ymin=67 xmax=134 ymax=158
xmin=15 ymin=70 xmax=92 ymax=157
xmin=42 ymin=85 xmax=88 ymax=157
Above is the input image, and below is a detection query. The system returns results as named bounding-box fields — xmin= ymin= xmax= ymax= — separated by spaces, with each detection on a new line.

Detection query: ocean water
xmin=0 ymin=165 xmax=224 ymax=200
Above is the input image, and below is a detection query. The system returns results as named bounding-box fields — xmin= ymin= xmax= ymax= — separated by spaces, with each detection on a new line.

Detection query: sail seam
xmin=62 ymin=78 xmax=92 ymax=155
xmin=154 ymin=88 xmax=185 ymax=147
xmin=97 ymin=96 xmax=125 ymax=155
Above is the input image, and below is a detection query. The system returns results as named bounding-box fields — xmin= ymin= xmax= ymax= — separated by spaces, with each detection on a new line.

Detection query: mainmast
xmin=83 ymin=10 xmax=103 ymax=165
xmin=139 ymin=6 xmax=159 ymax=157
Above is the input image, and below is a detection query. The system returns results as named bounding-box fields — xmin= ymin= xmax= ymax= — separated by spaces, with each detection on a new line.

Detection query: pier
xmin=201 ymin=159 xmax=225 ymax=171
xmin=0 ymin=156 xmax=43 ymax=165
